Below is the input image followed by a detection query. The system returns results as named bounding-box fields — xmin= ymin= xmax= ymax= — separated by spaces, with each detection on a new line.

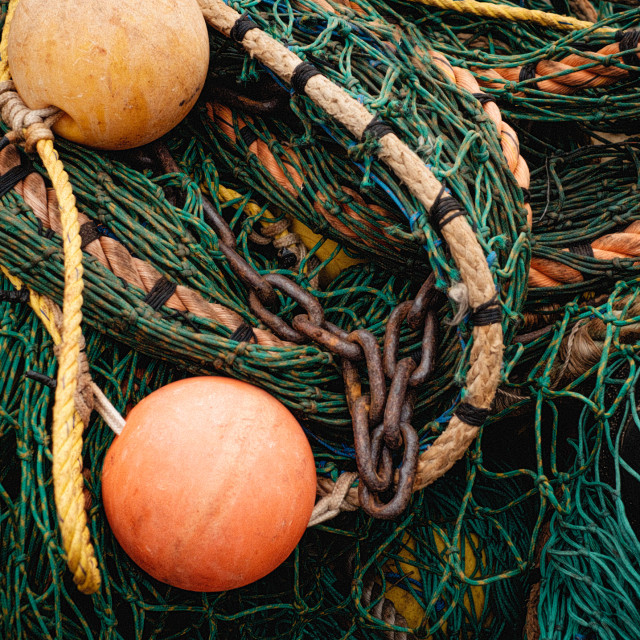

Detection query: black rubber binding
xmin=472 ymin=92 xmax=495 ymax=105
xmin=567 ymin=243 xmax=594 ymax=258
xmin=362 ymin=116 xmax=394 ymax=141
xmin=616 ymin=29 xmax=640 ymax=68
xmin=472 ymin=298 xmax=501 ymax=327
xmin=229 ymin=14 xmax=259 ymax=43
xmin=229 ymin=322 xmax=257 ymax=343
xmin=519 ymin=62 xmax=539 ymax=91
xmin=239 ymin=125 xmax=258 ymax=148
xmin=454 ymin=401 xmax=490 ymax=427
xmin=0 ymin=160 xmax=32 ymax=199
xmin=430 ymin=186 xmax=465 ymax=230
xmin=143 ymin=276 xmax=177 ymax=311
xmin=290 ymin=61 xmax=321 ymax=96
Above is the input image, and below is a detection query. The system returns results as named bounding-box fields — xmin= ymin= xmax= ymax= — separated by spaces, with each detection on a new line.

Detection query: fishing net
xmin=0 ymin=0 xmax=639 ymax=637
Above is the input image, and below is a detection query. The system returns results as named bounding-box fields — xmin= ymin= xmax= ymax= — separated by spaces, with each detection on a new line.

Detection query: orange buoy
xmin=101 ymin=377 xmax=317 ymax=592
xmin=7 ymin=0 xmax=209 ymax=150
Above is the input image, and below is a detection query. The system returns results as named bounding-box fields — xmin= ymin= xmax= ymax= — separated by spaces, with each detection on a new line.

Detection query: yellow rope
xmin=0 ymin=267 xmax=61 ymax=341
xmin=0 ymin=0 xmax=100 ymax=594
xmin=406 ymin=0 xmax=614 ymax=33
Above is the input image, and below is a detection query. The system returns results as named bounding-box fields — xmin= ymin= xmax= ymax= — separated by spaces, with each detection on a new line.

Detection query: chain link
xmin=249 ymin=273 xmax=324 ymax=343
xmin=202 ymin=198 xmax=278 ymax=306
xmin=202 ymin=188 xmax=439 ymax=519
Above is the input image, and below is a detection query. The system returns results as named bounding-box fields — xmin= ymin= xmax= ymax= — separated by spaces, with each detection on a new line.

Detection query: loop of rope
xmin=308 ymin=472 xmax=358 ymax=526
xmin=0 ymin=80 xmax=61 ymax=151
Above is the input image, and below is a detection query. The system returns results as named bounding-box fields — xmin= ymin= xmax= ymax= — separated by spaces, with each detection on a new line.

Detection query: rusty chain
xmin=180 ymin=154 xmax=440 ymax=518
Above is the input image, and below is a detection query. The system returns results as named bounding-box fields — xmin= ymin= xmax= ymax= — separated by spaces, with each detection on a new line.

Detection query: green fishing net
xmin=0 ymin=0 xmax=639 ymax=638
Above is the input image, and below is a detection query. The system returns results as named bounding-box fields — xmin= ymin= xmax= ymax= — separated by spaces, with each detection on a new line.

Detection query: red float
xmin=102 ymin=377 xmax=317 ymax=591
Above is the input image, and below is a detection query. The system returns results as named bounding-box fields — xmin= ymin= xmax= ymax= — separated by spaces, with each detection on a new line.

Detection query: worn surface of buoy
xmin=101 ymin=376 xmax=317 ymax=592
xmin=8 ymin=0 xmax=209 ymax=149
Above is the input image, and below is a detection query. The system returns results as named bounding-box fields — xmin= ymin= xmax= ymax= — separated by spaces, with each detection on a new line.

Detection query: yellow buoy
xmin=8 ymin=0 xmax=210 ymax=149
xmin=383 ymin=532 xmax=489 ymax=634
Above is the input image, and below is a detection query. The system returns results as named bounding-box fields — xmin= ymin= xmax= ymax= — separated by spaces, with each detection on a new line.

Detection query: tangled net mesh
xmin=0 ymin=0 xmax=639 ymax=638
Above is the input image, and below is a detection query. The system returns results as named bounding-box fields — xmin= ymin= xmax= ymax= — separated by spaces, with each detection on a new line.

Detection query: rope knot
xmin=0 ymin=81 xmax=61 ymax=152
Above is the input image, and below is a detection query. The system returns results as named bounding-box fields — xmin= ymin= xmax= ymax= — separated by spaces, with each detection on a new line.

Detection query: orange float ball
xmin=101 ymin=377 xmax=317 ymax=592
xmin=7 ymin=0 xmax=209 ymax=149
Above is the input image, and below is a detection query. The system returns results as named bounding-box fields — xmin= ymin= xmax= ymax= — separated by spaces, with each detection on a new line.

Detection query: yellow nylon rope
xmin=0 ymin=0 xmax=100 ymax=594
xmin=407 ymin=0 xmax=614 ymax=33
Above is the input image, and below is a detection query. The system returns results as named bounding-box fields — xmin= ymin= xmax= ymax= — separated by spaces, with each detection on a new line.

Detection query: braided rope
xmin=199 ymin=0 xmax=504 ymax=512
xmin=479 ymin=37 xmax=640 ymax=96
xmin=428 ymin=53 xmax=532 ymax=227
xmin=209 ymin=35 xmax=640 ymax=293
xmin=530 ymin=220 xmax=640 ymax=287
xmin=1 ymin=145 xmax=289 ymax=347
xmin=0 ymin=0 xmax=100 ymax=594
xmin=0 ymin=266 xmax=101 ymax=593
xmin=406 ymin=0 xmax=612 ymax=33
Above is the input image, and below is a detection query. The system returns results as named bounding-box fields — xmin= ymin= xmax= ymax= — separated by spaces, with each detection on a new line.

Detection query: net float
xmin=101 ymin=376 xmax=317 ymax=591
xmin=7 ymin=0 xmax=209 ymax=149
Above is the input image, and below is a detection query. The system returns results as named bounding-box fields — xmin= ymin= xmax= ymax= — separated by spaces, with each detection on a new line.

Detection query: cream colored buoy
xmin=8 ymin=0 xmax=210 ymax=149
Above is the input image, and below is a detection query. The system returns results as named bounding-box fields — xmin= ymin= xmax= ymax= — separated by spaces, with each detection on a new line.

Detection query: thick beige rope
xmin=197 ymin=0 xmax=504 ymax=514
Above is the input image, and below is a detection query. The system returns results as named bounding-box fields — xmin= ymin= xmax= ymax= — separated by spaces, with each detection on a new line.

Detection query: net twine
xmin=0 ymin=144 xmax=289 ymax=348
xmin=198 ymin=0 xmax=504 ymax=505
xmin=0 ymin=0 xmax=100 ymax=594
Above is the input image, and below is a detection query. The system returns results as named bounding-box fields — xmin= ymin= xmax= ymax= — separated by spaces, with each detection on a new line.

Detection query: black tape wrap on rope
xmin=616 ymin=29 xmax=640 ymax=68
xmin=362 ymin=116 xmax=394 ymax=141
xmin=239 ymin=125 xmax=258 ymax=148
xmin=143 ymin=276 xmax=177 ymax=311
xmin=454 ymin=401 xmax=490 ymax=427
xmin=567 ymin=242 xmax=595 ymax=258
xmin=79 ymin=221 xmax=100 ymax=250
xmin=472 ymin=298 xmax=501 ymax=327
xmin=430 ymin=186 xmax=466 ymax=231
xmin=0 ymin=156 xmax=32 ymax=199
xmin=472 ymin=92 xmax=495 ymax=105
xmin=230 ymin=14 xmax=259 ymax=43
xmin=291 ymin=62 xmax=321 ymax=96
xmin=229 ymin=323 xmax=257 ymax=343
xmin=519 ymin=62 xmax=539 ymax=91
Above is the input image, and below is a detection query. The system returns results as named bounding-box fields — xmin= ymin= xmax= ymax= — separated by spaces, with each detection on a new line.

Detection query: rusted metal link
xmin=248 ymin=273 xmax=325 ymax=342
xmin=342 ymin=359 xmax=362 ymax=415
xmin=352 ymin=398 xmax=393 ymax=493
xmin=292 ymin=315 xmax=363 ymax=361
xmin=401 ymin=389 xmax=416 ymax=425
xmin=201 ymin=197 xmax=238 ymax=248
xmin=407 ymin=272 xmax=436 ymax=330
xmin=411 ymin=309 xmax=438 ymax=386
xmin=384 ymin=301 xmax=438 ymax=387
xmin=383 ymin=301 xmax=413 ymax=380
xmin=383 ymin=357 xmax=416 ymax=450
xmin=201 ymin=198 xmax=278 ymax=307
xmin=249 ymin=290 xmax=306 ymax=343
xmin=267 ymin=274 xmax=326 ymax=325
xmin=221 ymin=244 xmax=278 ymax=307
xmin=359 ymin=421 xmax=420 ymax=519
xmin=345 ymin=330 xmax=386 ymax=425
